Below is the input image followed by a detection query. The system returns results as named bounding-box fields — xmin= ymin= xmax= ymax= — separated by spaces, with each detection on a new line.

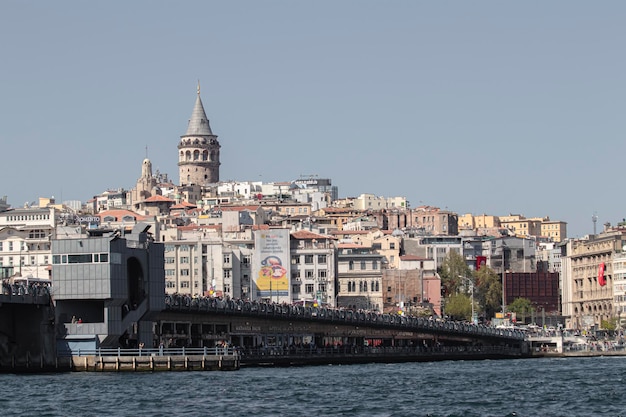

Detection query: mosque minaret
xmin=178 ymin=82 xmax=221 ymax=186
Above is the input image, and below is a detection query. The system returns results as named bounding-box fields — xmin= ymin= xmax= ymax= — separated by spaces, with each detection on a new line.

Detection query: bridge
xmin=0 ymin=284 xmax=56 ymax=371
xmin=161 ymin=296 xmax=531 ymax=366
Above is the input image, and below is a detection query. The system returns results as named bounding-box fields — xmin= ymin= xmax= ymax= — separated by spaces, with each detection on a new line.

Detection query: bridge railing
xmin=239 ymin=344 xmax=523 ymax=359
xmin=58 ymin=346 xmax=238 ymax=358
xmin=164 ymin=295 xmax=526 ymax=341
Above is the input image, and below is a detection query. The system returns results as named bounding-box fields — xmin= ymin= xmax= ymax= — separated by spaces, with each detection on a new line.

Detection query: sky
xmin=1 ymin=1 xmax=625 ymax=238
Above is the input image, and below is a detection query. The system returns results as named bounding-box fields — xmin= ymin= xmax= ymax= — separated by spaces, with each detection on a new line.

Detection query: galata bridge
xmin=160 ymin=295 xmax=531 ymax=366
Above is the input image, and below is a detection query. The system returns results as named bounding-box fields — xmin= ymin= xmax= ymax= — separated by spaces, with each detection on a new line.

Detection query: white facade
xmin=612 ymin=250 xmax=626 ymax=327
xmin=0 ymin=207 xmax=56 ymax=279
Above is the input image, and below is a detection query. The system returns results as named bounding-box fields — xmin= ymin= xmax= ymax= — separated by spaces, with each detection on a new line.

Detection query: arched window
xmin=202 ymin=150 xmax=208 ymax=161
xmin=185 ymin=151 xmax=191 ymax=161
xmin=193 ymin=150 xmax=200 ymax=161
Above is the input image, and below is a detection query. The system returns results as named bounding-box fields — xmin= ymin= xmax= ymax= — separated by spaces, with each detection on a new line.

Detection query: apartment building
xmin=563 ymin=228 xmax=626 ymax=330
xmin=336 ymin=243 xmax=384 ymax=311
xmin=0 ymin=206 xmax=56 ymax=279
xmin=290 ymin=230 xmax=336 ymax=307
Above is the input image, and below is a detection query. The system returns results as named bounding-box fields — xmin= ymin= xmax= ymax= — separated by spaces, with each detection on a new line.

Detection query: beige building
xmin=458 ymin=213 xmax=500 ymax=230
xmin=540 ymin=220 xmax=567 ymax=243
xmin=313 ymin=207 xmax=364 ymax=230
xmin=563 ymin=228 xmax=626 ymax=329
xmin=499 ymin=214 xmax=567 ymax=243
xmin=372 ymin=234 xmax=402 ymax=269
xmin=352 ymin=193 xmax=407 ymax=211
xmin=411 ymin=206 xmax=458 ymax=236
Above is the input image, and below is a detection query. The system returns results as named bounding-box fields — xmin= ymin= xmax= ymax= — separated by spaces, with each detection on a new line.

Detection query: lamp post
xmin=500 ymin=242 xmax=507 ymax=316
xmin=459 ymin=275 xmax=475 ymax=324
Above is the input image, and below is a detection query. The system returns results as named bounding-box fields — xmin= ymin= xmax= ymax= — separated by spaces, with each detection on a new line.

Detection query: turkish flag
xmin=598 ymin=263 xmax=606 ymax=287
xmin=476 ymin=256 xmax=487 ymax=271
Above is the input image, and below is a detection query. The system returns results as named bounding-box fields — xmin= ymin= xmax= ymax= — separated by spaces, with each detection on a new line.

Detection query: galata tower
xmin=178 ymin=82 xmax=220 ymax=186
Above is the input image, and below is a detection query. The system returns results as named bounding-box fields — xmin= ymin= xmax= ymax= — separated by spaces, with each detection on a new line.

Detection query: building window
xmin=224 ymin=270 xmax=231 ymax=280
xmin=165 ymin=257 xmax=175 ymax=264
xmin=305 ymin=255 xmax=314 ymax=264
xmin=349 ymin=261 xmax=354 ymax=270
xmin=181 ymin=281 xmax=190 ymax=288
xmin=243 ymin=255 xmax=251 ymax=265
xmin=305 ymin=284 xmax=314 ymax=294
xmin=223 ymin=254 xmax=231 ymax=264
xmin=292 ymin=284 xmax=301 ymax=294
xmin=373 ymin=260 xmax=378 ymax=270
xmin=292 ymin=256 xmax=300 ymax=265
xmin=318 ymin=270 xmax=327 ymax=279
xmin=68 ymin=254 xmax=93 ymax=264
xmin=317 ymin=254 xmax=327 ymax=264
xmin=180 ymin=257 xmax=189 ymax=264
xmin=390 ymin=242 xmax=395 ymax=249
xmin=180 ymin=269 xmax=190 ymax=276
xmin=360 ymin=261 xmax=366 ymax=270
xmin=166 ymin=281 xmax=176 ymax=288
xmin=165 ymin=269 xmax=175 ymax=276
xmin=305 ymin=270 xmax=314 ymax=278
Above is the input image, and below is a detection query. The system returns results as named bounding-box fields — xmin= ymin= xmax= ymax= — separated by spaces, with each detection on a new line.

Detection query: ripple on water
xmin=1 ymin=357 xmax=626 ymax=416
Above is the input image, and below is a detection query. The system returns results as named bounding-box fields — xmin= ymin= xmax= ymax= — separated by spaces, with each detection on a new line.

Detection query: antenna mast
xmin=592 ymin=212 xmax=598 ymax=235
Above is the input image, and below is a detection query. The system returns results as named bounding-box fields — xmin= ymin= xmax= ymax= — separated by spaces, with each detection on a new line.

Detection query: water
xmin=1 ymin=357 xmax=625 ymax=417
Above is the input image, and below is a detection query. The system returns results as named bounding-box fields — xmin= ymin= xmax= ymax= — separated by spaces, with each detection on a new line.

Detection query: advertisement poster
xmin=253 ymin=229 xmax=290 ymax=302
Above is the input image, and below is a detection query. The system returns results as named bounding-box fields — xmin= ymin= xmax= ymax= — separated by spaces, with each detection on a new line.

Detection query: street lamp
xmin=498 ymin=241 xmax=507 ymax=316
xmin=459 ymin=275 xmax=475 ymax=324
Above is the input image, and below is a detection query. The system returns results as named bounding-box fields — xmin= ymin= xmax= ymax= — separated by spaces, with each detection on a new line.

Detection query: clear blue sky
xmin=2 ymin=1 xmax=625 ymax=238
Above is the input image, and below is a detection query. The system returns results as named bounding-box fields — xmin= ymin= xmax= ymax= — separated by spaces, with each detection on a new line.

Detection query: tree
xmin=473 ymin=266 xmax=501 ymax=320
xmin=507 ymin=297 xmax=534 ymax=324
xmin=601 ymin=318 xmax=617 ymax=331
xmin=439 ymin=251 xmax=472 ymax=297
xmin=443 ymin=293 xmax=472 ymax=321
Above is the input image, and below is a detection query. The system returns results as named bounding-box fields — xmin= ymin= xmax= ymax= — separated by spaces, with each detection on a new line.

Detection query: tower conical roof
xmin=185 ymin=84 xmax=213 ymax=136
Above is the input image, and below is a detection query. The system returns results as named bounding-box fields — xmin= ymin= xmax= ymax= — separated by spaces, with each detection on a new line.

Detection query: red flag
xmin=598 ymin=263 xmax=606 ymax=287
xmin=476 ymin=256 xmax=487 ymax=271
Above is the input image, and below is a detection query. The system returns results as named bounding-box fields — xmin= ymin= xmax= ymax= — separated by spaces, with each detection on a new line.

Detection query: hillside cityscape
xmin=1 ymin=86 xmax=624 ymax=334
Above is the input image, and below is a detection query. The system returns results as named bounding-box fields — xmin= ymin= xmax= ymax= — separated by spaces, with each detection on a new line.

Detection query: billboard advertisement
xmin=253 ymin=229 xmax=290 ymax=302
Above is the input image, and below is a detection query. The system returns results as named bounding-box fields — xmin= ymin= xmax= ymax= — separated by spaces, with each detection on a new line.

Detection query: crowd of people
xmin=1 ymin=279 xmax=51 ymax=297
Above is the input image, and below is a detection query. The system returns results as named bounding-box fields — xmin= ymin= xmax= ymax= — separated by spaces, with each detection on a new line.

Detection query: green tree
xmin=507 ymin=297 xmax=534 ymax=324
xmin=439 ymin=251 xmax=472 ymax=297
xmin=443 ymin=293 xmax=472 ymax=321
xmin=473 ymin=266 xmax=501 ymax=320
xmin=601 ymin=318 xmax=617 ymax=331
